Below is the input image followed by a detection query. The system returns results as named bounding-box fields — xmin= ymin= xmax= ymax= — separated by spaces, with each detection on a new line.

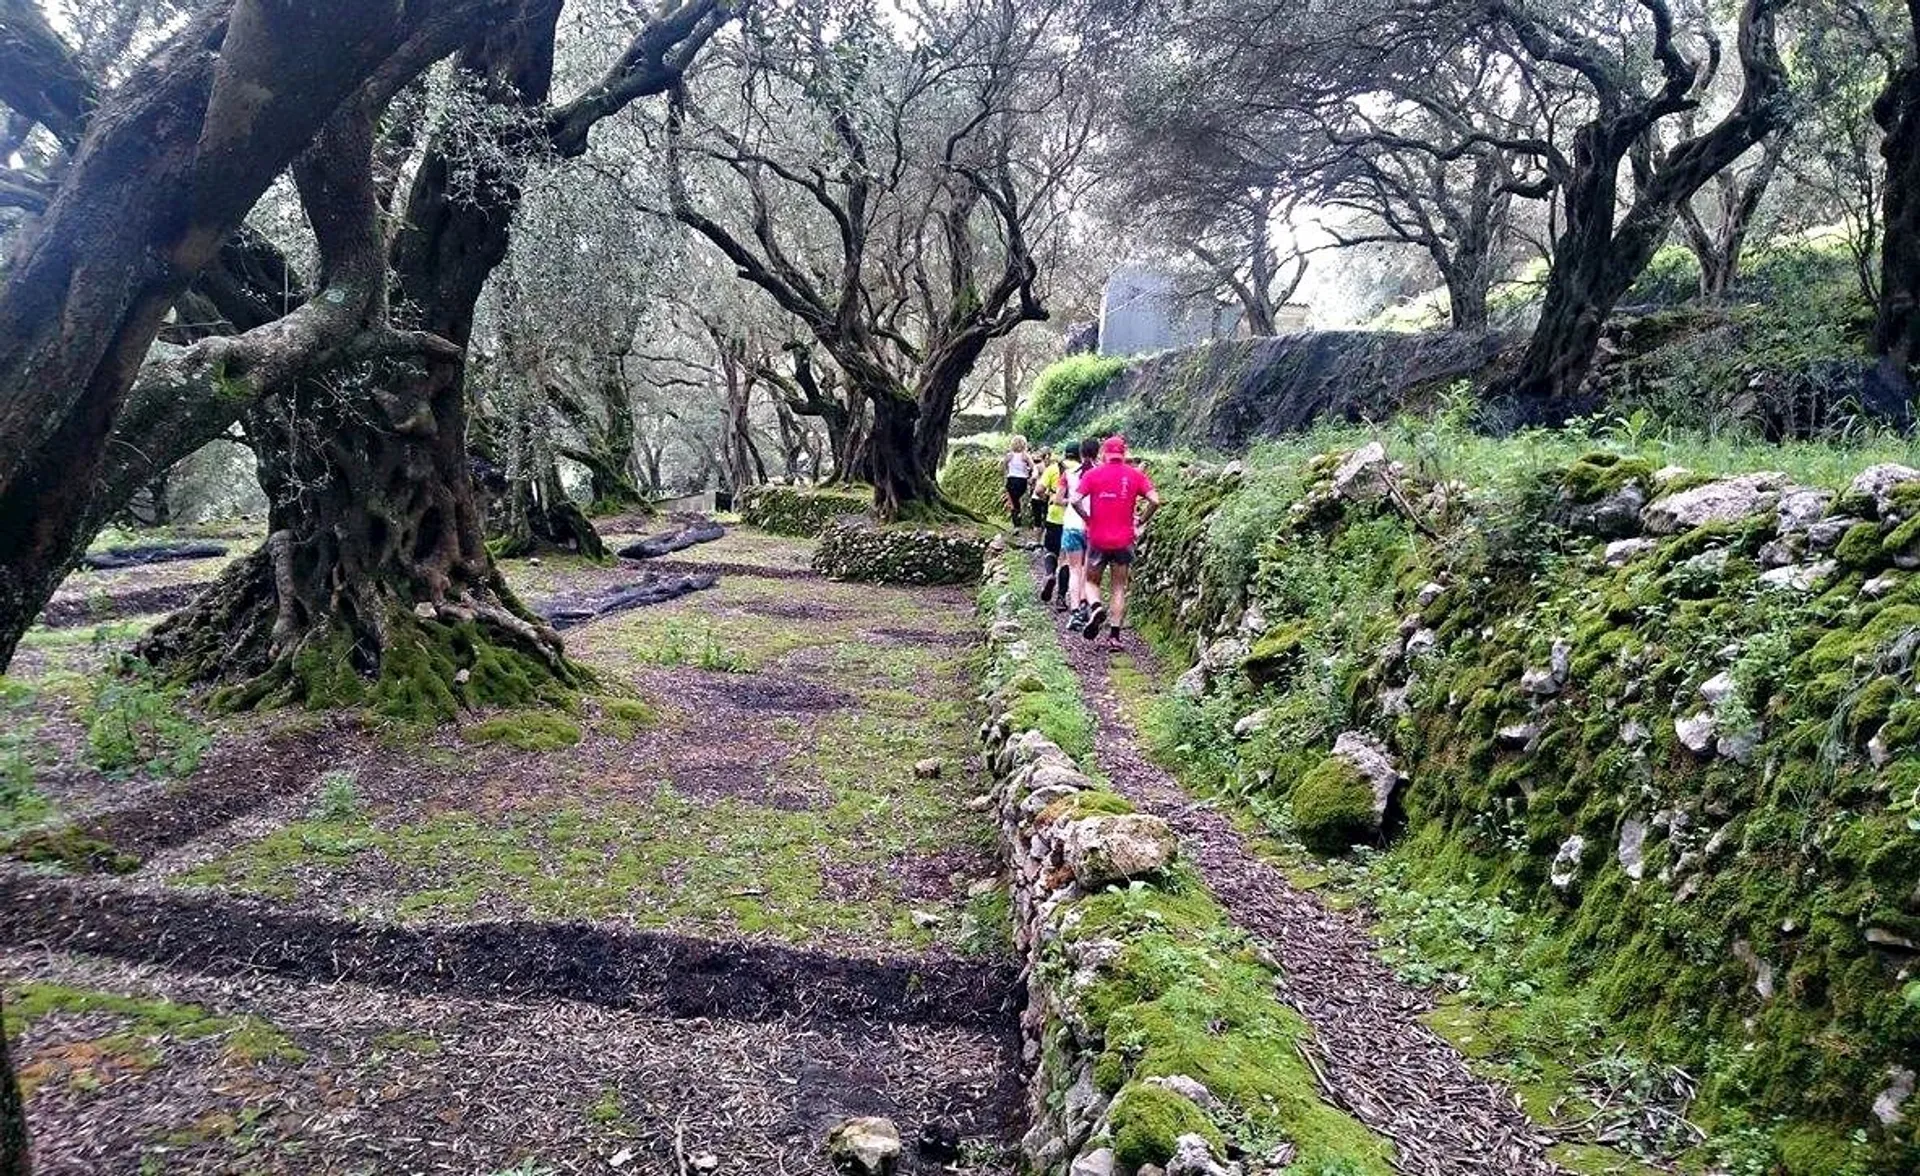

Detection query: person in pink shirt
xmin=1069 ymin=435 xmax=1160 ymax=649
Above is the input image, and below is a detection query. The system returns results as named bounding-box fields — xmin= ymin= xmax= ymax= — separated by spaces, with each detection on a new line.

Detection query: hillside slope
xmin=1115 ymin=438 xmax=1920 ymax=1173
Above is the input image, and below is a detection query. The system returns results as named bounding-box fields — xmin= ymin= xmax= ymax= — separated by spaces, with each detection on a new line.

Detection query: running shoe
xmin=1081 ymin=603 xmax=1107 ymax=639
xmin=1040 ymin=574 xmax=1056 ymax=602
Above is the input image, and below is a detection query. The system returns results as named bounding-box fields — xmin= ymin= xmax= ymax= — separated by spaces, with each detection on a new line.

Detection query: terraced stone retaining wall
xmin=814 ymin=518 xmax=989 ymax=585
xmin=1126 ymin=443 xmax=1920 ymax=1171
xmin=736 ymin=484 xmax=871 ymax=536
xmin=974 ymin=550 xmax=1394 ymax=1176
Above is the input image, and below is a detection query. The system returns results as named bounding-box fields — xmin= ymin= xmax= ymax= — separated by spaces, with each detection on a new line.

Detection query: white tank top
xmin=1062 ymin=465 xmax=1088 ymax=533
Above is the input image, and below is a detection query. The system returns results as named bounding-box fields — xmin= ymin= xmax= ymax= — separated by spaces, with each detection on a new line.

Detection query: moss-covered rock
xmin=1109 ymin=1081 xmax=1223 ymax=1169
xmin=812 ymin=518 xmax=988 ymax=585
xmin=1120 ymin=442 xmax=1920 ymax=1168
xmin=737 ymin=484 xmax=871 ymax=537
xmin=1291 ymin=756 xmax=1379 ymax=855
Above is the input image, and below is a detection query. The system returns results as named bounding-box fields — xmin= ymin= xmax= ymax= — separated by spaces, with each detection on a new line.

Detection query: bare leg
xmin=1065 ymin=550 xmax=1085 ymax=606
xmin=1108 ymin=564 xmax=1132 ymax=629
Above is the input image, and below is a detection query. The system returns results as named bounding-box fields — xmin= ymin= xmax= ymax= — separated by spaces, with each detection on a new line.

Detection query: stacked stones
xmin=737 ymin=484 xmax=870 ymax=536
xmin=978 ymin=558 xmax=1242 ymax=1176
xmin=813 ymin=517 xmax=989 ymax=584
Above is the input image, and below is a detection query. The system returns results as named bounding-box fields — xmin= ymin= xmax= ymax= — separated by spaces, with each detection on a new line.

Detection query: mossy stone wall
xmin=1127 ymin=445 xmax=1920 ymax=1171
xmin=975 ymin=548 xmax=1395 ymax=1175
xmin=736 ymin=484 xmax=871 ymax=537
xmin=812 ymin=518 xmax=988 ymax=585
xmin=939 ymin=446 xmax=1010 ymax=522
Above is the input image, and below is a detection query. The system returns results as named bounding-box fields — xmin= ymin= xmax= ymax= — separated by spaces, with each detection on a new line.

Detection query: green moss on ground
xmin=980 ymin=559 xmax=1096 ymax=759
xmin=598 ymin=697 xmax=658 ymax=738
xmin=1109 ymin=1081 xmax=1223 ymax=1168
xmin=1049 ymin=882 xmax=1396 ymax=1173
xmin=4 ymin=980 xmax=306 ymax=1088
xmin=461 ymin=711 xmax=583 ymax=751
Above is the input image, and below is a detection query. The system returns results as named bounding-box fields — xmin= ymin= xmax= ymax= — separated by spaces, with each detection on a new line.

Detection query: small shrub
xmin=85 ymin=666 xmax=212 ymax=778
xmin=310 ymin=770 xmax=359 ymax=822
xmin=643 ymin=622 xmax=746 ymax=672
xmin=1014 ymin=354 xmax=1128 ymax=442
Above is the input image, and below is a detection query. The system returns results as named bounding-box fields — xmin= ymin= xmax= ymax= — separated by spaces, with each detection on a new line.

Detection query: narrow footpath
xmin=1052 ymin=618 xmax=1564 ymax=1176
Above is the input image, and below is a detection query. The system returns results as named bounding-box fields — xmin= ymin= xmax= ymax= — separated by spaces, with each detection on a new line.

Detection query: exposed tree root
xmin=139 ymin=540 xmax=585 ymax=724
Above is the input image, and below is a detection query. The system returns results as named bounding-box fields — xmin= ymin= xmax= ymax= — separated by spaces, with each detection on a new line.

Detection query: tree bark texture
xmin=1486 ymin=0 xmax=1790 ymax=427
xmin=1873 ymin=7 xmax=1920 ymax=417
xmin=137 ymin=0 xmax=728 ymax=698
xmin=0 ymin=0 xmax=517 ymax=670
xmin=0 ymin=990 xmax=25 ymax=1176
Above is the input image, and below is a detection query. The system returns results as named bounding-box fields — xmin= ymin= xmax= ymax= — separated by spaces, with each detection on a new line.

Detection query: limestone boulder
xmin=1165 ymin=1134 xmax=1238 ymax=1176
xmin=1643 ymin=471 xmax=1790 ymax=535
xmin=1331 ymin=730 xmax=1405 ymax=820
xmin=1847 ymin=463 xmax=1920 ymax=519
xmin=1775 ymin=487 xmax=1833 ymax=533
xmin=1550 ymin=835 xmax=1586 ymax=890
xmin=1675 ymin=712 xmax=1717 ymax=755
xmin=1330 ymin=441 xmax=1392 ymax=502
xmin=1061 ymin=814 xmax=1177 ymax=887
xmin=1604 ymin=538 xmax=1657 ymax=566
xmin=827 ymin=1116 xmax=901 ymax=1175
xmin=1568 ymin=483 xmax=1647 ymax=539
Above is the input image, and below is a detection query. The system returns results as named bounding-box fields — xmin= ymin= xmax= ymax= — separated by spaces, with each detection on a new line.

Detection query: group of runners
xmin=1002 ymin=434 xmax=1159 ymax=651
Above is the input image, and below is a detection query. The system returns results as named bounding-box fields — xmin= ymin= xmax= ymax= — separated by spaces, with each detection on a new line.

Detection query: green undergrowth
xmin=1061 ymin=876 xmax=1397 ymax=1173
xmin=184 ymin=698 xmax=995 ymax=951
xmin=978 ymin=558 xmax=1093 ymax=759
xmin=85 ymin=662 xmax=213 ymax=777
xmin=1117 ymin=419 xmax=1920 ymax=1170
xmin=1014 ymin=354 xmax=1130 ymax=443
xmin=938 ymin=445 xmax=1011 ymax=521
xmin=0 ymin=677 xmax=54 ymax=834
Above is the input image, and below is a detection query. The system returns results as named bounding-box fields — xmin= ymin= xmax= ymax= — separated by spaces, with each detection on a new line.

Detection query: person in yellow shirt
xmin=1037 ymin=448 xmax=1068 ymax=603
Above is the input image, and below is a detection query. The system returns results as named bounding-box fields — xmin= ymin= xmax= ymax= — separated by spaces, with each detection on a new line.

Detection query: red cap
xmin=1101 ymin=435 xmax=1128 ymax=459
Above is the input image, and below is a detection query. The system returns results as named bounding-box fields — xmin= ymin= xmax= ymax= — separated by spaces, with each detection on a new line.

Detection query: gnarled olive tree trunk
xmin=0 ymin=0 xmax=492 ymax=671
xmin=1872 ymin=18 xmax=1920 ymax=420
xmin=142 ymin=0 xmax=727 ymax=706
xmin=143 ymin=5 xmax=576 ymax=710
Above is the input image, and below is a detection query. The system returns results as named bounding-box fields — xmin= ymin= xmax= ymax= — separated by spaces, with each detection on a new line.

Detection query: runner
xmin=1004 ymin=436 xmax=1032 ymax=531
xmin=1060 ymin=438 xmax=1096 ymax=620
xmin=1029 ymin=448 xmax=1054 ymax=532
xmin=1036 ymin=448 xmax=1068 ymax=603
xmin=1070 ymin=435 xmax=1159 ymax=650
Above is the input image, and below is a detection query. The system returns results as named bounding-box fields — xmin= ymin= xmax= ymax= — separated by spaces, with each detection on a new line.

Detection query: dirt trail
xmin=1051 ymin=618 xmax=1564 ymax=1176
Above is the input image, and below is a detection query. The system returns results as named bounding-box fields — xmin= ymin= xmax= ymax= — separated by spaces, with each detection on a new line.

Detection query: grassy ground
xmin=2 ymin=522 xmax=1021 ymax=1173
